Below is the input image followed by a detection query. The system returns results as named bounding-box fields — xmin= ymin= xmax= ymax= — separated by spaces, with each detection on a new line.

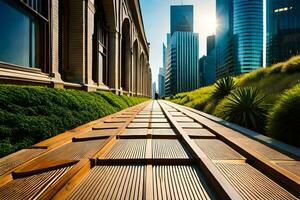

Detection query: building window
xmin=0 ymin=0 xmax=48 ymax=70
xmin=93 ymin=2 xmax=108 ymax=85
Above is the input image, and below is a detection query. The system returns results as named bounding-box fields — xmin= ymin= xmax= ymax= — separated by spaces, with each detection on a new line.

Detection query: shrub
xmin=267 ymin=84 xmax=300 ymax=147
xmin=281 ymin=55 xmax=300 ymax=73
xmin=186 ymin=93 xmax=212 ymax=111
xmin=96 ymin=91 xmax=128 ymax=110
xmin=268 ymin=62 xmax=284 ymax=74
xmin=203 ymin=99 xmax=218 ymax=114
xmin=237 ymin=68 xmax=268 ymax=86
xmin=0 ymin=85 xmax=147 ymax=157
xmin=213 ymin=76 xmax=237 ymax=100
xmin=214 ymin=87 xmax=267 ymax=132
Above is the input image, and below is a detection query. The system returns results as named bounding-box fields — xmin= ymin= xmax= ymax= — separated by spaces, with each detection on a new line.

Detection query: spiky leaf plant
xmin=215 ymin=87 xmax=267 ymax=132
xmin=213 ymin=76 xmax=237 ymax=100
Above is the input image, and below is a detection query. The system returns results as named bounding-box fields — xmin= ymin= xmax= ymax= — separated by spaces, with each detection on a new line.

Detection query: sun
xmin=202 ymin=16 xmax=217 ymax=35
xmin=195 ymin=10 xmax=217 ymax=36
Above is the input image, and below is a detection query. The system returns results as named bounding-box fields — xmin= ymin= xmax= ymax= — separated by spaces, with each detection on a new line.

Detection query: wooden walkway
xmin=0 ymin=100 xmax=299 ymax=199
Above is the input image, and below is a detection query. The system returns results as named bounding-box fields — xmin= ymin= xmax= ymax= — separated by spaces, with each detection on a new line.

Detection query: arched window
xmin=93 ymin=2 xmax=108 ymax=85
xmin=121 ymin=19 xmax=131 ymax=91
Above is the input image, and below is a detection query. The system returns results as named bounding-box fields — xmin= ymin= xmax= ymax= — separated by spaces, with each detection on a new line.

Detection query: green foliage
xmin=119 ymin=95 xmax=147 ymax=106
xmin=214 ymin=87 xmax=267 ymax=132
xmin=96 ymin=91 xmax=128 ymax=110
xmin=268 ymin=62 xmax=284 ymax=74
xmin=237 ymin=68 xmax=268 ymax=86
xmin=0 ymin=85 xmax=147 ymax=157
xmin=281 ymin=55 xmax=300 ymax=73
xmin=213 ymin=76 xmax=237 ymax=100
xmin=168 ymin=55 xmax=300 ymax=146
xmin=185 ymin=93 xmax=212 ymax=111
xmin=203 ymin=99 xmax=218 ymax=114
xmin=267 ymin=83 xmax=300 ymax=147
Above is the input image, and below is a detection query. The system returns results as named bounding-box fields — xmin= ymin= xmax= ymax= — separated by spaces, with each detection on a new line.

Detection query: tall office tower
xmin=216 ymin=0 xmax=263 ymax=78
xmin=152 ymin=82 xmax=156 ymax=99
xmin=165 ymin=5 xmax=200 ymax=96
xmin=171 ymin=5 xmax=194 ymax=35
xmin=163 ymin=43 xmax=167 ymax=73
xmin=234 ymin=0 xmax=263 ymax=73
xmin=215 ymin=0 xmax=235 ymax=78
xmin=267 ymin=0 xmax=300 ymax=66
xmin=158 ymin=67 xmax=165 ymax=97
xmin=205 ymin=35 xmax=216 ymax=85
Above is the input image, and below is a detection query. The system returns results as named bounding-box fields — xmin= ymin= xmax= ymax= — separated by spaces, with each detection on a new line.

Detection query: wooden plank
xmin=146 ymin=165 xmax=153 ymax=200
xmin=216 ymin=163 xmax=298 ymax=200
xmin=65 ymin=165 xmax=146 ymax=199
xmin=163 ymin=100 xmax=300 ymax=194
xmin=127 ymin=123 xmax=149 ymax=129
xmin=158 ymin=100 xmax=243 ymax=200
xmin=26 ymin=102 xmax=150 ymax=199
xmin=95 ymin=158 xmax=194 ymax=165
xmin=185 ymin=129 xmax=216 ymax=138
xmin=0 ymin=166 xmax=72 ymax=200
xmin=150 ymin=123 xmax=172 ymax=129
xmin=193 ymin=139 xmax=246 ymax=161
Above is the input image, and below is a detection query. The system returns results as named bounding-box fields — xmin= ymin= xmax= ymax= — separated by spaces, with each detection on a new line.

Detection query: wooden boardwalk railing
xmin=0 ymin=100 xmax=299 ymax=200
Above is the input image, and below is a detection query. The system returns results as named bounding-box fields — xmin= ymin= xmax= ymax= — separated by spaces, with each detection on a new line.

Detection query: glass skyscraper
xmin=267 ymin=0 xmax=300 ymax=66
xmin=234 ymin=0 xmax=263 ymax=73
xmin=158 ymin=67 xmax=165 ymax=97
xmin=216 ymin=0 xmax=235 ymax=78
xmin=165 ymin=5 xmax=200 ymax=96
xmin=216 ymin=0 xmax=263 ymax=78
xmin=170 ymin=5 xmax=194 ymax=35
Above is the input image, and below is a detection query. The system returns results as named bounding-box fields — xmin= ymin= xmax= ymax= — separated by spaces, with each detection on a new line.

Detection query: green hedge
xmin=267 ymin=83 xmax=300 ymax=147
xmin=0 ymin=85 xmax=148 ymax=157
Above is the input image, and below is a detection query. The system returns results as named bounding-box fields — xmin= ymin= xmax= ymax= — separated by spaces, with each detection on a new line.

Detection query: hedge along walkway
xmin=0 ymin=85 xmax=148 ymax=157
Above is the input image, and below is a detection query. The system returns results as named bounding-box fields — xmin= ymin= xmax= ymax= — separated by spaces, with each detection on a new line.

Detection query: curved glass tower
xmin=233 ymin=0 xmax=263 ymax=73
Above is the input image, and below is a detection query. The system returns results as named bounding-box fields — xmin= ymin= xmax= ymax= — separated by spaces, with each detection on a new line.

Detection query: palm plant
xmin=213 ymin=76 xmax=237 ymax=100
xmin=216 ymin=87 xmax=267 ymax=132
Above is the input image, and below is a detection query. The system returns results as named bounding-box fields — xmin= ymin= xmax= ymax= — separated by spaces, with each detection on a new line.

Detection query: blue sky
xmin=140 ymin=0 xmax=216 ymax=87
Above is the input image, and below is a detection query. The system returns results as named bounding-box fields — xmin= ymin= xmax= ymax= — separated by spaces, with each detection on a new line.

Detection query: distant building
xmin=158 ymin=67 xmax=165 ymax=97
xmin=199 ymin=35 xmax=217 ymax=87
xmin=207 ymin=35 xmax=215 ymax=55
xmin=163 ymin=43 xmax=167 ymax=74
xmin=165 ymin=32 xmax=200 ymax=96
xmin=165 ymin=5 xmax=200 ymax=96
xmin=159 ymin=43 xmax=167 ymax=97
xmin=152 ymin=82 xmax=157 ymax=99
xmin=216 ymin=0 xmax=263 ymax=78
xmin=199 ymin=56 xmax=206 ymax=86
xmin=205 ymin=35 xmax=216 ymax=85
xmin=170 ymin=5 xmax=194 ymax=35
xmin=267 ymin=0 xmax=300 ymax=66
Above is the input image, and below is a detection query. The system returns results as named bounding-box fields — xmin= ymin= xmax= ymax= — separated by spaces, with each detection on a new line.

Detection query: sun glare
xmin=202 ymin=16 xmax=217 ymax=35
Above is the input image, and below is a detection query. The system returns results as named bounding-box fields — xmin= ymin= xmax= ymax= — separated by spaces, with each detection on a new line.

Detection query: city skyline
xmin=140 ymin=0 xmax=216 ymax=85
xmin=165 ymin=5 xmax=201 ymax=96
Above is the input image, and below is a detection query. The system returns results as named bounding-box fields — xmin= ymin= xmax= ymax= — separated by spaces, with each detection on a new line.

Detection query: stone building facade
xmin=0 ymin=0 xmax=151 ymax=97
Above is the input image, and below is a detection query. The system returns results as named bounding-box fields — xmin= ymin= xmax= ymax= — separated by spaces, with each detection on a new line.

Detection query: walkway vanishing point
xmin=0 ymin=100 xmax=299 ymax=200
